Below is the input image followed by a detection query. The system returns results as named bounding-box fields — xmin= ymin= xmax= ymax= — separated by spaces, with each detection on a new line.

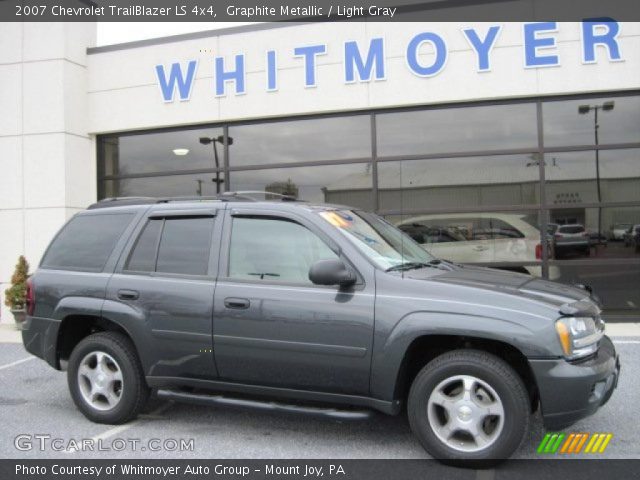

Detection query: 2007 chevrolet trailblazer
xmin=22 ymin=194 xmax=620 ymax=461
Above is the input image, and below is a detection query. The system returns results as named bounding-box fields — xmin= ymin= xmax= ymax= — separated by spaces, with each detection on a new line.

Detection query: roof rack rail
xmin=86 ymin=191 xmax=300 ymax=210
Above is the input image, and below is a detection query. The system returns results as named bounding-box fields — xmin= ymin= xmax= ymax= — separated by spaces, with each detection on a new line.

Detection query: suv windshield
xmin=317 ymin=210 xmax=435 ymax=270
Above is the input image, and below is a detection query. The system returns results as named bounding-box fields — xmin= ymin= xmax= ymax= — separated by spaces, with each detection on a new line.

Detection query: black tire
xmin=407 ymin=349 xmax=530 ymax=465
xmin=67 ymin=331 xmax=150 ymax=424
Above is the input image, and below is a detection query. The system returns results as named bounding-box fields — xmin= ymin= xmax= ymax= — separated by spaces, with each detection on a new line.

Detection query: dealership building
xmin=1 ymin=21 xmax=639 ymax=321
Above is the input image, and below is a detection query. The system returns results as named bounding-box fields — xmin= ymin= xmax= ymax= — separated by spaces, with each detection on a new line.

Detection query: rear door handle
xmin=224 ymin=297 xmax=250 ymax=310
xmin=117 ymin=289 xmax=139 ymax=300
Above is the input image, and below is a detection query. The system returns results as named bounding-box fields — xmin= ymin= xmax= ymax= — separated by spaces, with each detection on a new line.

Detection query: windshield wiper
xmin=385 ymin=262 xmax=434 ymax=272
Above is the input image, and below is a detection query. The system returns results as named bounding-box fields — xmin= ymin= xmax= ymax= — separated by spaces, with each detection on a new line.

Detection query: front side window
xmin=125 ymin=217 xmax=214 ymax=276
xmin=228 ymin=217 xmax=338 ymax=284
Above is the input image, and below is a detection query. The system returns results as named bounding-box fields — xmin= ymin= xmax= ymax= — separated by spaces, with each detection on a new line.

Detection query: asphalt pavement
xmin=0 ymin=329 xmax=638 ymax=460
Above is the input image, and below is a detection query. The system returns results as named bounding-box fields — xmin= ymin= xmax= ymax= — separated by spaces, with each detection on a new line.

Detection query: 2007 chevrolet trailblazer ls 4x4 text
xmin=22 ymin=194 xmax=620 ymax=462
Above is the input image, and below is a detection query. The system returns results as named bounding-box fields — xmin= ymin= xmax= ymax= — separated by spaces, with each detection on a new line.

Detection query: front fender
xmin=369 ymin=311 xmax=558 ymax=401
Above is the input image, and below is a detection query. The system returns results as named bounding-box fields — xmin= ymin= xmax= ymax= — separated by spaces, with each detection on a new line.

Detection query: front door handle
xmin=117 ymin=289 xmax=139 ymax=300
xmin=224 ymin=297 xmax=250 ymax=310
xmin=473 ymin=245 xmax=489 ymax=252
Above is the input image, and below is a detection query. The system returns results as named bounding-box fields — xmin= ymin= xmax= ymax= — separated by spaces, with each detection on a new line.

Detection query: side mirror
xmin=309 ymin=259 xmax=356 ymax=287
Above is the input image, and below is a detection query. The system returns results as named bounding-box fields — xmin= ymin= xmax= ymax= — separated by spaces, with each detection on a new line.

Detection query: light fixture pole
xmin=199 ymin=135 xmax=234 ymax=194
xmin=578 ymin=101 xmax=614 ymax=243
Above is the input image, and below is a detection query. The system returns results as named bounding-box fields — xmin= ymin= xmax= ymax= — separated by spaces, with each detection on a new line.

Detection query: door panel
xmin=212 ymin=212 xmax=375 ymax=395
xmin=105 ymin=210 xmax=221 ymax=380
xmin=105 ymin=274 xmax=216 ymax=379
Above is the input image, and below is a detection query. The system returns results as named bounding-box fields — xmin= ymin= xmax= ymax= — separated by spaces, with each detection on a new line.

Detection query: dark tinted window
xmin=228 ymin=163 xmax=374 ymax=211
xmin=229 ymin=115 xmax=371 ymax=167
xmin=229 ymin=217 xmax=338 ymax=284
xmin=155 ymin=217 xmax=214 ymax=275
xmin=376 ymin=103 xmax=537 ymax=156
xmin=100 ymin=127 xmax=224 ymax=176
xmin=543 ymin=96 xmax=640 ymax=147
xmin=42 ymin=213 xmax=134 ymax=271
xmin=126 ymin=219 xmax=162 ymax=272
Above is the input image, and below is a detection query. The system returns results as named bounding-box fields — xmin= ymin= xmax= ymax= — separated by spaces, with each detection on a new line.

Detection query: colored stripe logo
xmin=537 ymin=433 xmax=613 ymax=454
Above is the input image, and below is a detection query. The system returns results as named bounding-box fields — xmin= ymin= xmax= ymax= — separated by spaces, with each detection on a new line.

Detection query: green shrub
xmin=4 ymin=256 xmax=29 ymax=310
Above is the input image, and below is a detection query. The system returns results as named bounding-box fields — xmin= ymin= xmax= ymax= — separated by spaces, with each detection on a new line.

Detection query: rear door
xmin=104 ymin=206 xmax=222 ymax=380
xmin=212 ymin=208 xmax=375 ymax=395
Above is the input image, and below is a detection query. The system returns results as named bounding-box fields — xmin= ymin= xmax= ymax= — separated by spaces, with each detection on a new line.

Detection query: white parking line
xmin=612 ymin=340 xmax=640 ymax=344
xmin=65 ymin=402 xmax=173 ymax=454
xmin=0 ymin=356 xmax=34 ymax=371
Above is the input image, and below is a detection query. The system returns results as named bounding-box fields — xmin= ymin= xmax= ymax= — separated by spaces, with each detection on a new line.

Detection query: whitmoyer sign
xmin=155 ymin=20 xmax=624 ymax=101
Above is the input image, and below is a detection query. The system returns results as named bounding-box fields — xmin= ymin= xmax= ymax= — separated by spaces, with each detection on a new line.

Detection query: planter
xmin=10 ymin=308 xmax=26 ymax=327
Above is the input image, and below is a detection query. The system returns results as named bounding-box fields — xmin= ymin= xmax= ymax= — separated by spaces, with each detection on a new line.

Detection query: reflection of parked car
xmin=611 ymin=223 xmax=632 ymax=241
xmin=625 ymin=224 xmax=640 ymax=252
xmin=553 ymin=224 xmax=590 ymax=257
xmin=397 ymin=213 xmax=559 ymax=279
xmin=623 ymin=224 xmax=640 ymax=248
xmin=587 ymin=231 xmax=608 ymax=247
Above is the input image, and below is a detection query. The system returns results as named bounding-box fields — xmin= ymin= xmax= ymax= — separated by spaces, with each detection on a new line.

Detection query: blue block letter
xmin=215 ymin=55 xmax=246 ymax=96
xmin=294 ymin=45 xmax=327 ymax=87
xmin=155 ymin=61 xmax=197 ymax=102
xmin=463 ymin=26 xmax=501 ymax=72
xmin=582 ymin=18 xmax=622 ymax=63
xmin=266 ymin=50 xmax=277 ymax=91
xmin=344 ymin=38 xmax=385 ymax=83
xmin=406 ymin=32 xmax=447 ymax=77
xmin=524 ymin=22 xmax=559 ymax=67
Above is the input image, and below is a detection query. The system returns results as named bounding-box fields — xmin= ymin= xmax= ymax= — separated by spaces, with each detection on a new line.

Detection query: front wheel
xmin=67 ymin=331 xmax=149 ymax=424
xmin=407 ymin=350 xmax=530 ymax=464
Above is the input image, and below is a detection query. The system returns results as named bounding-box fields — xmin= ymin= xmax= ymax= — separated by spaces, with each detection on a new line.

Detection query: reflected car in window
xmin=610 ymin=223 xmax=632 ymax=241
xmin=396 ymin=213 xmax=559 ymax=279
xmin=553 ymin=224 xmax=590 ymax=257
xmin=624 ymin=224 xmax=640 ymax=253
xmin=623 ymin=224 xmax=640 ymax=248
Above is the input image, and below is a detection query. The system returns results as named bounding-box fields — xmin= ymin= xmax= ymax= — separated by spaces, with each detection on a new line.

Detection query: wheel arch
xmin=56 ymin=314 xmax=136 ymax=368
xmin=392 ymin=334 xmax=539 ymax=413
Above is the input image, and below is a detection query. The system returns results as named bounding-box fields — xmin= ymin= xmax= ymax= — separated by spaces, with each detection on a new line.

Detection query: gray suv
xmin=22 ymin=195 xmax=620 ymax=462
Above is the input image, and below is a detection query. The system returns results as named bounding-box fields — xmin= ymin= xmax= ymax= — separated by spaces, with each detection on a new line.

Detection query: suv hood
xmin=406 ymin=264 xmax=591 ymax=310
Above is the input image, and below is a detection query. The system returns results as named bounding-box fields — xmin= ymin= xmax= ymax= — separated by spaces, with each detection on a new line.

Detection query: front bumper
xmin=530 ymin=335 xmax=619 ymax=430
xmin=21 ymin=315 xmax=61 ymax=369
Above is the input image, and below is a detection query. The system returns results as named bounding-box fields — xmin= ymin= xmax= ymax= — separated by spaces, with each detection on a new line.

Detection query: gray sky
xmin=97 ymin=22 xmax=258 ymax=46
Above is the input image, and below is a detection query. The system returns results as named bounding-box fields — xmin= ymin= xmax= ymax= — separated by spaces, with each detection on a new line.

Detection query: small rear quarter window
xmin=41 ymin=213 xmax=134 ymax=271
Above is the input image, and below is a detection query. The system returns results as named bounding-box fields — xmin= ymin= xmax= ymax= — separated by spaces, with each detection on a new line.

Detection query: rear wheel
xmin=67 ymin=332 xmax=149 ymax=424
xmin=407 ymin=350 xmax=529 ymax=464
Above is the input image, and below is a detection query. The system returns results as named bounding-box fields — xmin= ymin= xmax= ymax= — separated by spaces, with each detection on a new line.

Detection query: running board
xmin=156 ymin=389 xmax=373 ymax=420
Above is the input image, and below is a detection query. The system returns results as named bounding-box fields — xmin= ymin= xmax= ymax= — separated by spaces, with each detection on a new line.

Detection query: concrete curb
xmin=0 ymin=323 xmax=22 ymax=343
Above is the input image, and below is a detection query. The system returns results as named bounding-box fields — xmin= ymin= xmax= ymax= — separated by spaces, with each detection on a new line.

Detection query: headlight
xmin=555 ymin=316 xmax=604 ymax=360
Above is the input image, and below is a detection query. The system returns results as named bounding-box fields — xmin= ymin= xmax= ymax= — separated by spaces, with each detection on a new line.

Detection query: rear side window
xmin=126 ymin=217 xmax=214 ymax=276
xmin=42 ymin=213 xmax=134 ymax=272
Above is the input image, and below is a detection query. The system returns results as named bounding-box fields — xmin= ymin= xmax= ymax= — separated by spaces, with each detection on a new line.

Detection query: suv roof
xmin=86 ymin=193 xmax=351 ymax=213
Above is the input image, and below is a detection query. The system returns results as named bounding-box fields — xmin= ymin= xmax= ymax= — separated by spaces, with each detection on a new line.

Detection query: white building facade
xmin=1 ymin=21 xmax=639 ymax=320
